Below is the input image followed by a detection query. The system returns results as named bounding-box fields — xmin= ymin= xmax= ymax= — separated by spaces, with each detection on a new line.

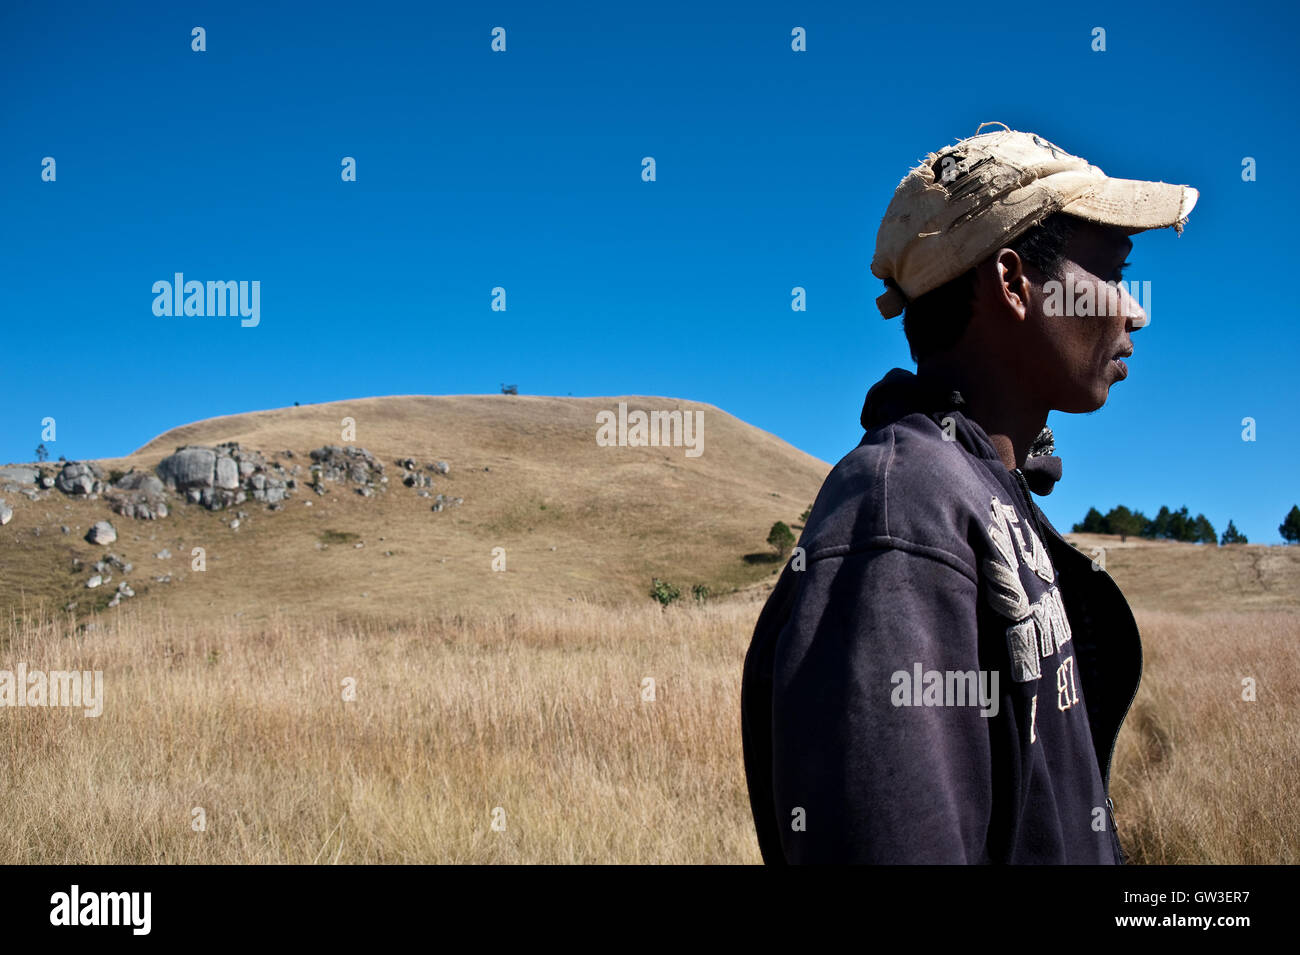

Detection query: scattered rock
xmin=155 ymin=548 xmax=171 ymax=559
xmin=0 ymin=503 xmax=11 ymax=526
xmin=229 ymin=518 xmax=240 ymax=530
xmin=0 ymin=465 xmax=39 ymax=486
xmin=86 ymin=575 xmax=103 ymax=589
xmin=85 ymin=520 xmax=117 ymax=545
xmin=55 ymin=462 xmax=104 ymax=496
xmin=61 ymin=525 xmax=70 ymax=534
xmin=107 ymin=470 xmax=169 ymax=520
xmin=434 ymin=461 xmax=450 ymax=475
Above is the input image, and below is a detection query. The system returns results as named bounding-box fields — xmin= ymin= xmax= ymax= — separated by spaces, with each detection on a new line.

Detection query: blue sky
xmin=2 ymin=0 xmax=1296 ymax=542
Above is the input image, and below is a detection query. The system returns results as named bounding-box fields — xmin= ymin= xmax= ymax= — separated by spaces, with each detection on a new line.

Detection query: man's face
xmin=1028 ymin=221 xmax=1145 ymax=413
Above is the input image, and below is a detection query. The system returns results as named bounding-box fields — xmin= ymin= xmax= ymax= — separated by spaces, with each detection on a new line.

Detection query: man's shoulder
xmin=799 ymin=412 xmax=996 ymax=573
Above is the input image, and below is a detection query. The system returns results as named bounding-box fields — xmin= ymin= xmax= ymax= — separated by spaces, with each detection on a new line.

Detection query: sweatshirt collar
xmin=860 ymin=367 xmax=1064 ymax=496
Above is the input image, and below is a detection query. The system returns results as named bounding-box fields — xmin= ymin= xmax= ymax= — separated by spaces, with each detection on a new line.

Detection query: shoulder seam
xmin=803 ymin=537 xmax=978 ymax=585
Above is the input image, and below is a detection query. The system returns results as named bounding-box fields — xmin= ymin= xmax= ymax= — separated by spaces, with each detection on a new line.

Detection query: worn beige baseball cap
xmin=871 ymin=122 xmax=1198 ymax=318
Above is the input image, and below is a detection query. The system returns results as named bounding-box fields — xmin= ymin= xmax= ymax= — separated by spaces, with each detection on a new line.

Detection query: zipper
xmin=1012 ymin=466 xmax=1142 ymax=837
xmin=1010 ymin=468 xmax=1048 ymax=547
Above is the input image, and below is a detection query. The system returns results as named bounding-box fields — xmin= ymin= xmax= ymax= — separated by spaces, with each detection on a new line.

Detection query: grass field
xmin=1 ymin=592 xmax=1295 ymax=864
xmin=1 ymin=397 xmax=1295 ymax=863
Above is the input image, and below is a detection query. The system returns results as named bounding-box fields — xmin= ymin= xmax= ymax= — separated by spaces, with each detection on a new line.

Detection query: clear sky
xmin=2 ymin=0 xmax=1296 ymax=542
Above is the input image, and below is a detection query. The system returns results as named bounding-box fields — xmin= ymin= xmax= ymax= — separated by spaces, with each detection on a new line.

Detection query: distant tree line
xmin=1073 ymin=504 xmax=1300 ymax=546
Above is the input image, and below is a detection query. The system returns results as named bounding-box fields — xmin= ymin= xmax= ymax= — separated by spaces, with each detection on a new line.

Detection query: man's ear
xmin=989 ymin=248 xmax=1031 ymax=321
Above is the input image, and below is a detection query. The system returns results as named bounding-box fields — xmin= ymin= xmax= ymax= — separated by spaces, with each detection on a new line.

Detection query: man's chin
xmin=1055 ymin=385 xmax=1110 ymax=414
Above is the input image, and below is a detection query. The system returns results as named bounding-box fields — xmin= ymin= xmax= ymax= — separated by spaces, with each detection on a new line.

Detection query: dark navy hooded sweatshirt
xmin=741 ymin=368 xmax=1143 ymax=864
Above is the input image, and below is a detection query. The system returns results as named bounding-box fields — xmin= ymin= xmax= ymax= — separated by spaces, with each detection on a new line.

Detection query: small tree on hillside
xmin=1105 ymin=505 xmax=1145 ymax=543
xmin=1280 ymin=505 xmax=1300 ymax=545
xmin=1143 ymin=505 xmax=1171 ymax=540
xmin=767 ymin=521 xmax=795 ymax=559
xmin=34 ymin=443 xmax=48 ymax=462
xmin=1166 ymin=505 xmax=1193 ymax=542
xmin=1221 ymin=520 xmax=1248 ymax=545
xmin=1191 ymin=514 xmax=1217 ymax=545
xmin=1073 ymin=507 xmax=1106 ymax=533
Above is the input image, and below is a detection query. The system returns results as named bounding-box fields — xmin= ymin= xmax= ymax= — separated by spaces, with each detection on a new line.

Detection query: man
xmin=740 ymin=124 xmax=1197 ymax=864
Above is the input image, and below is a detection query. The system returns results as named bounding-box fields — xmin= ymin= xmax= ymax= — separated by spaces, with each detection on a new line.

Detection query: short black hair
xmin=901 ymin=212 xmax=1078 ymax=362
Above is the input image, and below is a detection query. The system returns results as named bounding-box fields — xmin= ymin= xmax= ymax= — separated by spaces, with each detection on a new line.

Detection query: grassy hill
xmin=3 ymin=396 xmax=1297 ymax=629
xmin=1 ymin=395 xmax=830 ymax=625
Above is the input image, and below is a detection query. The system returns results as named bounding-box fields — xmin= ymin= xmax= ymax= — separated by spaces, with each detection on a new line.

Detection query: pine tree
xmin=1105 ymin=505 xmax=1144 ymax=542
xmin=1168 ymin=505 xmax=1193 ymax=542
xmin=1192 ymin=514 xmax=1217 ymax=545
xmin=1220 ymin=520 xmax=1248 ymax=545
xmin=1280 ymin=505 xmax=1300 ymax=545
xmin=1144 ymin=505 xmax=1172 ymax=539
xmin=1073 ymin=507 xmax=1107 ymax=533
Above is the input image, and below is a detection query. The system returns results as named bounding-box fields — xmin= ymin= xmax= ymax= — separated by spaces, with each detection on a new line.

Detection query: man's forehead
xmin=1067 ymin=218 xmax=1133 ymax=254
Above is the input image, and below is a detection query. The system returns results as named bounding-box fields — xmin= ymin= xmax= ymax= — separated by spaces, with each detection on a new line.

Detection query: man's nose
xmin=1118 ymin=281 xmax=1148 ymax=330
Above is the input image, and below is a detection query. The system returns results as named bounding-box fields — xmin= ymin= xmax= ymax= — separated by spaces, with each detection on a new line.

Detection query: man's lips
xmin=1110 ymin=346 xmax=1132 ymax=379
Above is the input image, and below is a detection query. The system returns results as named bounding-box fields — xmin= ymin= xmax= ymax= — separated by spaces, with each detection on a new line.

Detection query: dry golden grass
xmin=1 ymin=590 xmax=1295 ymax=864
xmin=1 ymin=399 xmax=1296 ymax=863
xmin=1111 ymin=608 xmax=1300 ymax=864
xmin=0 ymin=595 xmax=766 ymax=864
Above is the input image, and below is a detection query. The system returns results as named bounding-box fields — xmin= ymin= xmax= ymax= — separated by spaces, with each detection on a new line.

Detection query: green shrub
xmin=650 ymin=578 xmax=681 ymax=606
xmin=319 ymin=529 xmax=360 ymax=545
xmin=767 ymin=521 xmax=795 ymax=558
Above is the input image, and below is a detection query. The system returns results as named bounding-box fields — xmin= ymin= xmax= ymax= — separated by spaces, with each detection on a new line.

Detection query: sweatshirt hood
xmin=860 ymin=367 xmax=1064 ymax=496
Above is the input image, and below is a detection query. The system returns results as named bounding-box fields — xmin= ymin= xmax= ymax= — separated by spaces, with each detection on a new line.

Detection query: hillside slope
xmin=1 ymin=395 xmax=830 ymax=624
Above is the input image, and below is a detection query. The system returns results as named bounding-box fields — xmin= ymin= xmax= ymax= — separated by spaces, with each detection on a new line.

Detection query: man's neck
xmin=915 ymin=362 xmax=1046 ymax=472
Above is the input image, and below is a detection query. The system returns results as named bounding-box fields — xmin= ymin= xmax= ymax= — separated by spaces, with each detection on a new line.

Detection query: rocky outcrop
xmin=156 ymin=442 xmax=294 ymax=511
xmin=0 ymin=465 xmax=40 ymax=487
xmin=107 ymin=470 xmax=169 ymax=520
xmin=55 ymin=461 xmax=104 ymax=496
xmin=308 ymin=446 xmax=386 ymax=495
